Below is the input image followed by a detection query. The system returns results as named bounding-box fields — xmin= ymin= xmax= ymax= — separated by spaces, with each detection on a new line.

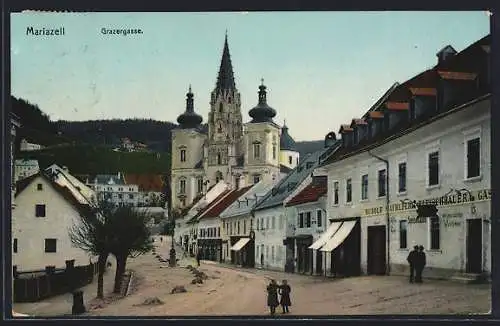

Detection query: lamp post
xmin=168 ymin=208 xmax=176 ymax=267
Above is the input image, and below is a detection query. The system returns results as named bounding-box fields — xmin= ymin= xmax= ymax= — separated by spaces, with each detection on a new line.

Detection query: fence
xmin=13 ymin=260 xmax=101 ymax=303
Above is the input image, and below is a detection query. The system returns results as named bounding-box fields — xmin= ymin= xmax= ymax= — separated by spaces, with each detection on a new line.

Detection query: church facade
xmin=170 ymin=35 xmax=299 ymax=211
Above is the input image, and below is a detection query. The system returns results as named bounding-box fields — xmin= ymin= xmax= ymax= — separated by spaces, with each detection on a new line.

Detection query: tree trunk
xmin=113 ymin=253 xmax=128 ymax=294
xmin=97 ymin=253 xmax=109 ymax=299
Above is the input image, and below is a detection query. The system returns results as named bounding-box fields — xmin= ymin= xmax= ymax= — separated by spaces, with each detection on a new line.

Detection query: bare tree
xmin=69 ymin=200 xmax=115 ymax=299
xmin=108 ymin=206 xmax=154 ymax=293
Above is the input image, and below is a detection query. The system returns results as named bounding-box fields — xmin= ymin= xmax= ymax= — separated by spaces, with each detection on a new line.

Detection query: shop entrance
xmin=367 ymin=225 xmax=386 ymax=275
xmin=466 ymin=219 xmax=483 ymax=274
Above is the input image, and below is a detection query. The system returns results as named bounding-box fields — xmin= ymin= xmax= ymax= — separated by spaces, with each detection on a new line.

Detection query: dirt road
xmin=82 ymin=241 xmax=490 ymax=316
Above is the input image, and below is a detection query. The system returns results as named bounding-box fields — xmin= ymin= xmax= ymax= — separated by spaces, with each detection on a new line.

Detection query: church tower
xmin=171 ymin=86 xmax=207 ymax=210
xmin=242 ymin=79 xmax=281 ymax=185
xmin=205 ymin=33 xmax=244 ymax=186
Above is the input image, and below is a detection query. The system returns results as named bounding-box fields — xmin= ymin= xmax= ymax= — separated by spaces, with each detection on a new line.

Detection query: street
xmin=80 ymin=241 xmax=490 ymax=316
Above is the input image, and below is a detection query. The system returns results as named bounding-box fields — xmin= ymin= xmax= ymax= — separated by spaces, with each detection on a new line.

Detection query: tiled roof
xmin=368 ymin=111 xmax=384 ymax=119
xmin=91 ymin=174 xmax=125 ymax=185
xmin=351 ymin=119 xmax=367 ymax=126
xmin=253 ymin=145 xmax=337 ymax=212
xmin=201 ymin=185 xmax=253 ymax=219
xmin=123 ymin=174 xmax=164 ymax=192
xmin=188 ymin=189 xmax=232 ymax=223
xmin=320 ymin=34 xmax=490 ymax=167
xmin=220 ymin=180 xmax=275 ymax=218
xmin=437 ymin=71 xmax=477 ymax=81
xmin=15 ymin=172 xmax=92 ymax=216
xmin=286 ymin=176 xmax=328 ymax=207
xmin=386 ymin=101 xmax=409 ymax=111
xmin=280 ymin=164 xmax=293 ymax=174
xmin=339 ymin=125 xmax=353 ymax=133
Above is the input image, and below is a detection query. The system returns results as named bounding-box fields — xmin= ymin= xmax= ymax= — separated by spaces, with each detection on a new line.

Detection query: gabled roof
xmin=253 ymin=145 xmax=337 ymax=212
xmin=280 ymin=164 xmax=293 ymax=174
xmin=15 ymin=172 xmax=92 ymax=216
xmin=187 ymin=189 xmax=232 ymax=223
xmin=123 ymin=174 xmax=164 ymax=192
xmin=286 ymin=176 xmax=328 ymax=207
xmin=201 ymin=185 xmax=253 ymax=220
xmin=320 ymin=34 xmax=490 ymax=168
xmin=220 ymin=180 xmax=275 ymax=219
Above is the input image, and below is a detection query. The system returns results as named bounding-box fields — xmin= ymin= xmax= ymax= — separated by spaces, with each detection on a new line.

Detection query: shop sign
xmin=363 ymin=189 xmax=490 ymax=217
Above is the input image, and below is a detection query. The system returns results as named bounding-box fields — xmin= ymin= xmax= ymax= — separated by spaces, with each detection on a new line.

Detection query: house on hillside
xmin=252 ymin=137 xmax=340 ymax=272
xmin=123 ymin=173 xmax=166 ymax=207
xmin=284 ymin=175 xmax=328 ymax=276
xmin=19 ymin=138 xmax=44 ymax=152
xmin=219 ymin=180 xmax=277 ymax=267
xmin=86 ymin=173 xmax=139 ymax=207
xmin=15 ymin=159 xmax=40 ymax=182
xmin=12 ymin=171 xmax=98 ymax=272
xmin=317 ymin=35 xmax=491 ymax=281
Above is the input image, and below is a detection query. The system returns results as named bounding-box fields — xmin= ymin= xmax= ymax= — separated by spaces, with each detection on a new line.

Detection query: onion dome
xmin=177 ymin=85 xmax=203 ymax=129
xmin=280 ymin=121 xmax=297 ymax=151
xmin=248 ymin=79 xmax=277 ymax=123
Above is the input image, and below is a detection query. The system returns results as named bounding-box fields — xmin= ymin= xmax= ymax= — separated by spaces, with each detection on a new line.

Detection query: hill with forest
xmin=11 ymin=95 xmax=324 ymax=174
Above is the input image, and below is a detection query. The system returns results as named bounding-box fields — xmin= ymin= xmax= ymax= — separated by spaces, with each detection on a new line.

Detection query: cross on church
xmin=261 ymin=78 xmax=264 ymax=85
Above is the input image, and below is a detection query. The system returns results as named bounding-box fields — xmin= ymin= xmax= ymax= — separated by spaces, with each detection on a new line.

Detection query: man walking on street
xmin=407 ymin=245 xmax=419 ymax=283
xmin=415 ymin=245 xmax=426 ymax=283
xmin=196 ymin=250 xmax=201 ymax=267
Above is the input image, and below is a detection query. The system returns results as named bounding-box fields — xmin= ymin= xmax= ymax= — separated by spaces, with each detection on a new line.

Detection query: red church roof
xmin=286 ymin=177 xmax=327 ymax=207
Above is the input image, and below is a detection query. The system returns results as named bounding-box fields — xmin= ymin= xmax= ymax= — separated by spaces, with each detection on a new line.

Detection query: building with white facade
xmin=14 ymin=159 xmax=40 ymax=182
xmin=252 ymin=141 xmax=339 ymax=272
xmin=11 ymin=113 xmax=21 ymax=209
xmin=170 ymin=34 xmax=300 ymax=211
xmin=123 ymin=173 xmax=166 ymax=207
xmin=219 ymin=180 xmax=276 ymax=267
xmin=12 ymin=170 xmax=97 ymax=272
xmin=317 ymin=35 xmax=491 ymax=281
xmin=176 ymin=181 xmax=230 ymax=256
xmin=284 ymin=176 xmax=328 ymax=275
xmin=19 ymin=138 xmax=43 ymax=152
xmin=193 ymin=186 xmax=253 ymax=262
xmin=86 ymin=173 xmax=140 ymax=207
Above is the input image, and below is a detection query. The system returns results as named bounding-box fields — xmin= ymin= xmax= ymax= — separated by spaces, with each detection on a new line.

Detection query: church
xmin=170 ymin=34 xmax=300 ymax=211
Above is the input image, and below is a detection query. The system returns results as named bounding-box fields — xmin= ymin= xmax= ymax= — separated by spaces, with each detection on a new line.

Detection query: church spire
xmin=215 ymin=32 xmax=236 ymax=94
xmin=177 ymin=85 xmax=203 ymax=129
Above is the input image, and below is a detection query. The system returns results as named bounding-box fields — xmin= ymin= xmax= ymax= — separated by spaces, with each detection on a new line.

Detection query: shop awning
xmin=308 ymin=222 xmax=342 ymax=250
xmin=230 ymin=238 xmax=250 ymax=252
xmin=320 ymin=220 xmax=357 ymax=253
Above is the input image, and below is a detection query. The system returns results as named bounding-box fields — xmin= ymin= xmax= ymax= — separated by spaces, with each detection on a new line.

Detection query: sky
xmin=11 ymin=12 xmax=489 ymax=141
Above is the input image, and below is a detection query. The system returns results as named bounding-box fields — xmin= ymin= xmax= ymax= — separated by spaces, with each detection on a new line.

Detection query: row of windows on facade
xmin=255 ymin=244 xmax=284 ymax=264
xmin=177 ymin=173 xmax=262 ymax=197
xmin=199 ymin=227 xmax=221 ymax=238
xmin=298 ymin=210 xmax=323 ymax=228
xmin=255 ymin=215 xmax=286 ymax=231
xmin=398 ymin=217 xmax=440 ymax=251
xmin=93 ymin=186 xmax=136 ymax=192
xmin=331 ymin=136 xmax=481 ymax=205
xmin=101 ymin=192 xmax=136 ymax=200
xmin=13 ymin=238 xmax=57 ymax=253
xmin=223 ymin=218 xmax=254 ymax=236
xmin=179 ymin=141 xmax=288 ymax=165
